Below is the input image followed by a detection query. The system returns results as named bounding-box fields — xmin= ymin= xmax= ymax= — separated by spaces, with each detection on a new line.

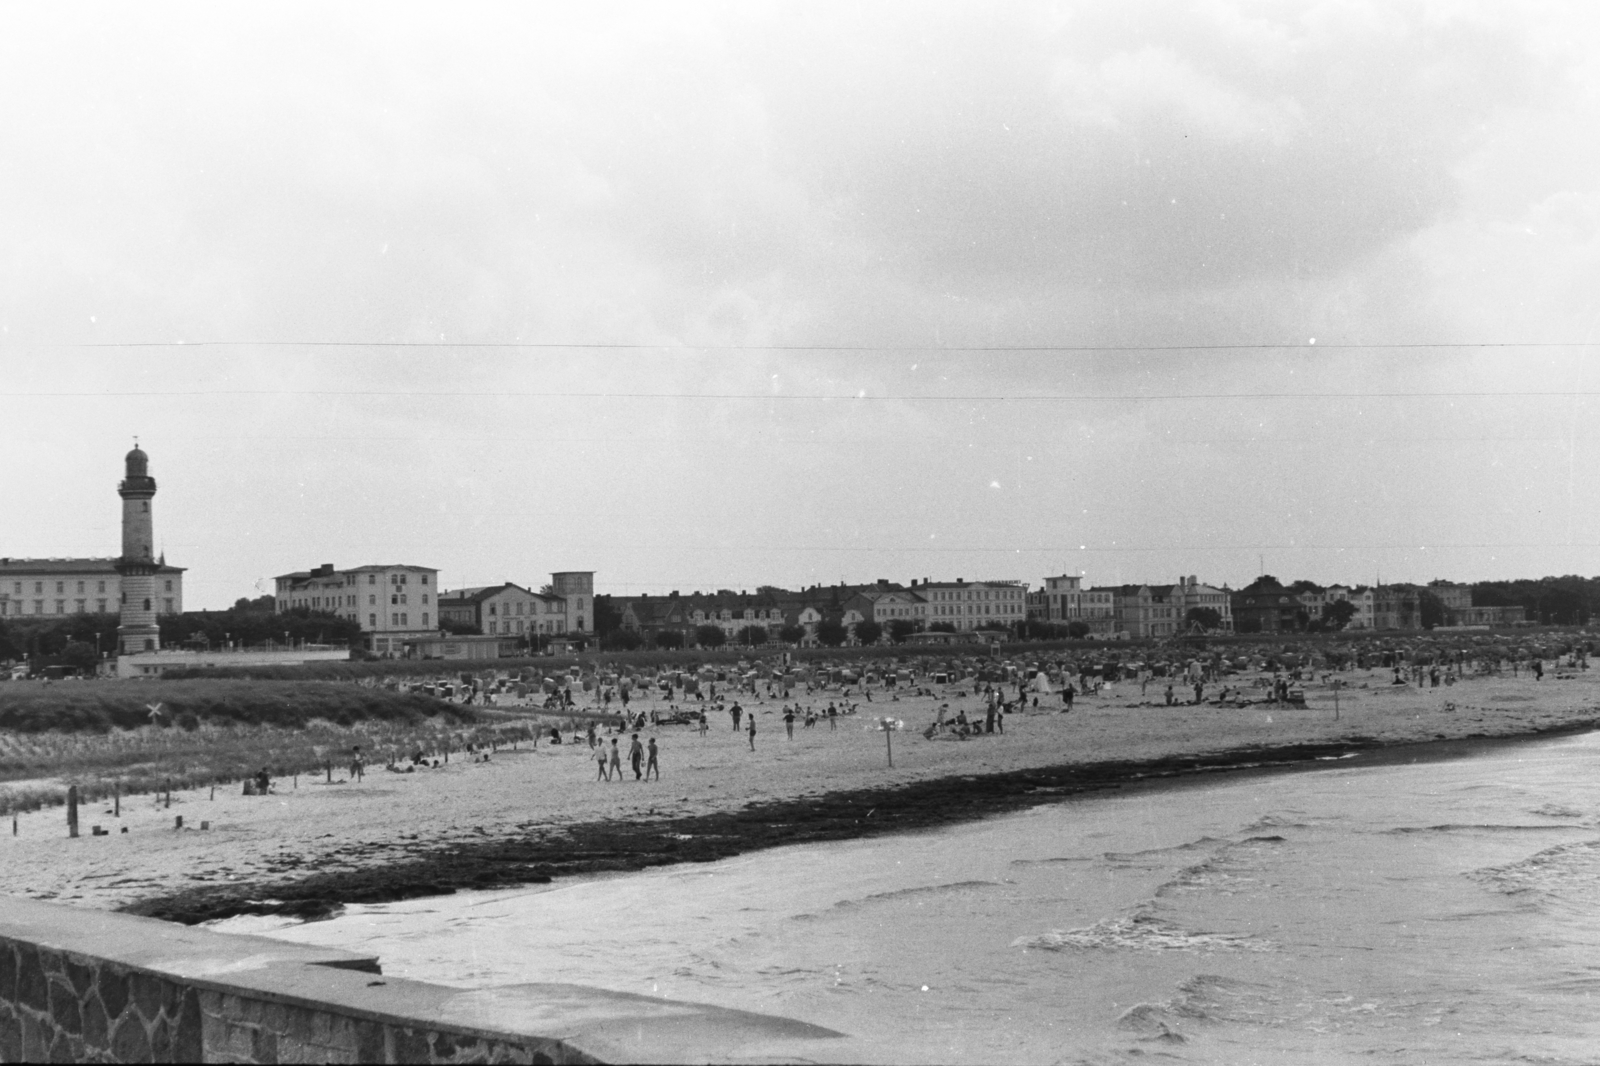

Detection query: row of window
xmin=932 ymin=603 xmax=1020 ymax=617
xmin=486 ymin=599 xmax=563 ymax=616
xmin=372 ymin=612 xmax=429 ymax=628
xmin=9 ymin=579 xmax=174 ymax=595
xmin=288 ymin=592 xmax=433 ymax=610
xmin=0 ymin=598 xmax=172 ymax=616
xmin=927 ymin=588 xmax=1024 ymax=602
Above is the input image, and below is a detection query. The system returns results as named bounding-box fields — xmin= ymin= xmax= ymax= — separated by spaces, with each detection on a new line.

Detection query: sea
xmin=214 ymin=730 xmax=1600 ymax=1064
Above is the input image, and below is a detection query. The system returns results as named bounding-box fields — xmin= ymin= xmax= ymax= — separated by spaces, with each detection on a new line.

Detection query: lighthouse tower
xmin=116 ymin=443 xmax=162 ymax=655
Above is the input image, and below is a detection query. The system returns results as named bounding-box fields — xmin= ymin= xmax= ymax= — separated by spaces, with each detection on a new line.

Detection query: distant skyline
xmin=4 ymin=4 xmax=1600 ymax=610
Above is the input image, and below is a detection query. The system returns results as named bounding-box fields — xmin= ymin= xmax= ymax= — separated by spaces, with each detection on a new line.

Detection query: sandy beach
xmin=4 ymin=665 xmax=1599 ymax=921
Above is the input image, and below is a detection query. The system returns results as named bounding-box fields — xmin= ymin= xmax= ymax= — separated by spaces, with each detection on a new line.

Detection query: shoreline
xmin=121 ymin=714 xmax=1600 ymax=926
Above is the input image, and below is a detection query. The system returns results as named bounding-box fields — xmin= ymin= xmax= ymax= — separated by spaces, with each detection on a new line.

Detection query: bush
xmin=654 ymin=630 xmax=685 ymax=650
xmin=694 ymin=625 xmax=726 ymax=648
xmin=854 ymin=620 xmax=883 ymax=645
xmin=779 ymin=625 xmax=806 ymax=644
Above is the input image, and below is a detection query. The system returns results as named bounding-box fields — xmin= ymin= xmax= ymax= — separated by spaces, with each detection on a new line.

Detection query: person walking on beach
xmin=747 ymin=710 xmax=757 ymax=751
xmin=596 ymin=744 xmax=610 ymax=781
xmin=607 ymin=738 xmax=623 ymax=782
xmin=783 ymin=706 xmax=795 ymax=739
xmin=731 ymin=703 xmax=743 ymax=731
xmin=628 ymin=733 xmax=644 ymax=779
xmin=645 ymin=738 xmax=659 ymax=781
xmin=350 ymin=746 xmax=365 ymax=783
xmin=698 ymin=711 xmax=708 ymax=737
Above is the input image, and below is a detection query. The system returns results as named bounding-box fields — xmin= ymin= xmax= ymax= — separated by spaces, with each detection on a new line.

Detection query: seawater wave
xmin=217 ymin=729 xmax=1600 ymax=1065
xmin=1015 ymin=911 xmax=1275 ymax=954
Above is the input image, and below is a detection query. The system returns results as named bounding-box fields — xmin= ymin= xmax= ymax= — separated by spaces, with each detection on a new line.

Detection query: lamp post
xmin=874 ymin=716 xmax=904 ymax=767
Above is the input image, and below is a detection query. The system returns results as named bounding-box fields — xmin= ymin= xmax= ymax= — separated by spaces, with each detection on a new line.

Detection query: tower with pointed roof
xmin=116 ymin=443 xmax=162 ymax=654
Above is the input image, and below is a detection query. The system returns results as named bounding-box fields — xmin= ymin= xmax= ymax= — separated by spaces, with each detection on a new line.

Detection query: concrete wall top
xmin=0 ymin=895 xmax=845 ymax=1063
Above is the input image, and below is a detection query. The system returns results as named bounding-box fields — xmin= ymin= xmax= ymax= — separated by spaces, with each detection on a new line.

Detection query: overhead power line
xmin=19 ymin=339 xmax=1600 ymax=351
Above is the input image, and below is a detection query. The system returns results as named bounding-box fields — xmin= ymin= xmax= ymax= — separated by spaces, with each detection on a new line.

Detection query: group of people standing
xmin=593 ymin=730 xmax=659 ymax=781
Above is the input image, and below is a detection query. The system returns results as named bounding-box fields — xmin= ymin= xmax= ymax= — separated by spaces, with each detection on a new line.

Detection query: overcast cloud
xmin=3 ymin=2 xmax=1598 ymax=607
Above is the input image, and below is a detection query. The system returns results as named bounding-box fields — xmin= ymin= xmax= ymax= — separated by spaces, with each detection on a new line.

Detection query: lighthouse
xmin=116 ymin=443 xmax=162 ymax=655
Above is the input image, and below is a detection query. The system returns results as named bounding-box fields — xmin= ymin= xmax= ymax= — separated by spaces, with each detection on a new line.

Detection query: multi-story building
xmin=1230 ymin=577 xmax=1304 ymax=633
xmin=1171 ymin=575 xmax=1234 ymax=632
xmin=0 ymin=559 xmax=183 ymax=620
xmin=550 ymin=571 xmax=594 ymax=634
xmin=274 ymin=563 xmax=440 ymax=656
xmin=918 ymin=578 xmax=1027 ymax=632
xmin=438 ymin=583 xmax=568 ymax=637
xmin=843 ymin=587 xmax=928 ymax=632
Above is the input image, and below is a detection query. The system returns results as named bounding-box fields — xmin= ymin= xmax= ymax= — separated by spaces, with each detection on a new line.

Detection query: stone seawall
xmin=0 ymin=896 xmax=841 ymax=1063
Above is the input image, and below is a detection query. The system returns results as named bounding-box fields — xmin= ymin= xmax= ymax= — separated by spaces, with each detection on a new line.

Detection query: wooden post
xmin=164 ymin=780 xmax=171 ymax=809
xmin=174 ymin=815 xmax=183 ymax=830
xmin=67 ymin=785 xmax=79 ymax=838
xmin=210 ymin=784 xmax=215 ymax=801
xmin=114 ymin=784 xmax=120 ymax=818
xmin=326 ymin=761 xmax=332 ymax=784
xmin=886 ymin=729 xmax=893 ymax=768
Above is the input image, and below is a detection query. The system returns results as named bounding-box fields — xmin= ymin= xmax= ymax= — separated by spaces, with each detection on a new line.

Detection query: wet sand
xmin=3 ymin=667 xmax=1597 ymax=924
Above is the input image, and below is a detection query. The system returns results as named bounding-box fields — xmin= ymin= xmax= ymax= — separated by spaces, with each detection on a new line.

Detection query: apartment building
xmin=0 ymin=559 xmax=184 ymax=619
xmin=274 ymin=563 xmax=440 ymax=655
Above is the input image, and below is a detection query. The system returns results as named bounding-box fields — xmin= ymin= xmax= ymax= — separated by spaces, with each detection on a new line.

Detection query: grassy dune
xmin=0 ymin=679 xmax=503 ymax=815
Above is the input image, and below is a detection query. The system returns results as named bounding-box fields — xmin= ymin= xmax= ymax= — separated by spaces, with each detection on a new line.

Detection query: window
xmin=76 ymin=581 xmax=84 ymax=594
xmin=55 ymin=600 xmax=64 ymax=614
xmin=400 ymin=594 xmax=407 ymax=605
xmin=75 ymin=599 xmax=85 ymax=613
xmin=165 ymin=580 xmax=172 ymax=592
xmin=369 ymin=575 xmax=376 ymax=585
xmin=489 ymin=604 xmax=496 ymax=616
xmin=56 ymin=582 xmax=64 ymax=594
xmin=33 ymin=601 xmax=42 ymax=614
xmin=34 ymin=582 xmax=42 ymax=594
xmin=143 ymin=599 xmax=150 ymax=611
xmin=369 ymin=594 xmax=376 ymax=605
xmin=422 ymin=594 xmax=429 ymax=605
xmin=391 ymin=613 xmax=398 ymax=625
xmin=421 ymin=575 xmax=429 ymax=585
xmin=370 ymin=613 xmax=377 ymax=627
xmin=422 ymin=612 xmax=429 ymax=627
xmin=401 ymin=613 xmax=408 ymax=626
xmin=97 ymin=581 xmax=105 ymax=593
xmin=391 ymin=594 xmax=398 ymax=605
xmin=164 ymin=599 xmax=173 ymax=613
xmin=11 ymin=583 xmax=18 ymax=595
xmin=96 ymin=600 xmax=106 ymax=613
xmin=401 ymin=575 xmax=408 ymax=585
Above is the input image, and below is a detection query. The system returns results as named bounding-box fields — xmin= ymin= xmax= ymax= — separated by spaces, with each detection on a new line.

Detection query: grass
xmin=0 ymin=678 xmax=513 ymax=815
xmin=0 ymin=678 xmax=471 ymax=733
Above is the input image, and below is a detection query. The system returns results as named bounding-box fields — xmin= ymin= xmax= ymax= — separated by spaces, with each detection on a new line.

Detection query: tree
xmin=779 ymin=624 xmax=807 ymax=644
xmin=1324 ymin=599 xmax=1358 ymax=630
xmin=854 ymin=620 xmax=883 ymax=645
xmin=928 ymin=621 xmax=956 ymax=633
xmin=694 ymin=624 xmax=726 ymax=648
xmin=1418 ymin=590 xmax=1447 ymax=630
xmin=592 ymin=595 xmax=624 ymax=640
xmin=887 ymin=618 xmax=917 ymax=644
xmin=816 ymin=619 xmax=848 ymax=647
xmin=439 ymin=617 xmax=480 ymax=636
xmin=735 ymin=625 xmax=769 ymax=646
xmin=1184 ymin=607 xmax=1223 ymax=632
xmin=1066 ymin=621 xmax=1090 ymax=639
xmin=602 ymin=629 xmax=644 ymax=651
xmin=654 ymin=630 xmax=685 ymax=649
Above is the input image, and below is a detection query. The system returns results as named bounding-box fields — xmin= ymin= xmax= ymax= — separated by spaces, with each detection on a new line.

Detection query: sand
xmin=3 ymin=666 xmax=1598 ymax=918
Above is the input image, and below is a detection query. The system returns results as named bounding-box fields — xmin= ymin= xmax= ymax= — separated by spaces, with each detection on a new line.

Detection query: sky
xmin=3 ymin=1 xmax=1600 ymax=610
